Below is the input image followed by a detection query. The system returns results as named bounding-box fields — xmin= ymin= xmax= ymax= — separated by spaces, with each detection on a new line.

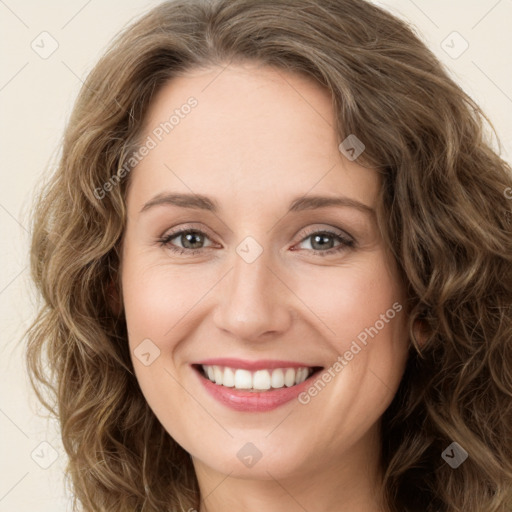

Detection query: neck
xmin=192 ymin=423 xmax=389 ymax=512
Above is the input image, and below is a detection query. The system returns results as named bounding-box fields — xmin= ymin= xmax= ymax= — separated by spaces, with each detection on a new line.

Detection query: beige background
xmin=1 ymin=0 xmax=511 ymax=510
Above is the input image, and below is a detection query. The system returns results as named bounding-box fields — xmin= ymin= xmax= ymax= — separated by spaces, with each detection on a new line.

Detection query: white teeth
xmin=253 ymin=370 xmax=271 ymax=390
xmin=234 ymin=369 xmax=252 ymax=389
xmin=284 ymin=368 xmax=296 ymax=387
xmin=213 ymin=366 xmax=223 ymax=385
xmin=201 ymin=365 xmax=313 ymax=391
xmin=295 ymin=367 xmax=309 ymax=385
xmin=223 ymin=367 xmax=235 ymax=387
xmin=271 ymin=368 xmax=284 ymax=388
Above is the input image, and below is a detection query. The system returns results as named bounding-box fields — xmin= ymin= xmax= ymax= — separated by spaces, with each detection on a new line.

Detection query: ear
xmin=106 ymin=278 xmax=123 ymax=316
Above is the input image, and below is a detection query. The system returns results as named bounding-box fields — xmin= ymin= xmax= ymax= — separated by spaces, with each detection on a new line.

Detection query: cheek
xmin=292 ymin=256 xmax=403 ymax=345
xmin=121 ymin=255 xmax=210 ymax=345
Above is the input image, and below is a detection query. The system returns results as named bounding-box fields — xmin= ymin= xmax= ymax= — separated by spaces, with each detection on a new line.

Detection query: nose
xmin=212 ymin=244 xmax=293 ymax=343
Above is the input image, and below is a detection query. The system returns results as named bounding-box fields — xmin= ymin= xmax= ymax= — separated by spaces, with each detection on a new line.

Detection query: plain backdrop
xmin=1 ymin=0 xmax=511 ymax=510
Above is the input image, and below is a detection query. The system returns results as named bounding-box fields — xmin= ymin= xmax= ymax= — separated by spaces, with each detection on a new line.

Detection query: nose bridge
xmin=212 ymin=237 xmax=291 ymax=340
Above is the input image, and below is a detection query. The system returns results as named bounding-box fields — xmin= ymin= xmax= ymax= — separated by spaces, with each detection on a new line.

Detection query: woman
xmin=26 ymin=0 xmax=512 ymax=511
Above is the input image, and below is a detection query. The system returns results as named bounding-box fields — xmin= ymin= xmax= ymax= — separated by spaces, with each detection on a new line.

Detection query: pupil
xmin=312 ymin=234 xmax=333 ymax=250
xmin=183 ymin=232 xmax=203 ymax=249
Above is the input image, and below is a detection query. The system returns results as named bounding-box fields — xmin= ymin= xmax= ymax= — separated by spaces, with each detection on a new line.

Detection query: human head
xmin=120 ymin=61 xmax=409 ymax=512
xmin=26 ymin=1 xmax=512 ymax=511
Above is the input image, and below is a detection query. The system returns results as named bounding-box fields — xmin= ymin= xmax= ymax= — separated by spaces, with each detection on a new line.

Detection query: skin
xmin=119 ymin=62 xmax=410 ymax=512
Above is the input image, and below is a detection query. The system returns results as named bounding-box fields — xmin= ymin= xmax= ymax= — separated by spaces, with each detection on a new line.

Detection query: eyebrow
xmin=139 ymin=192 xmax=375 ymax=216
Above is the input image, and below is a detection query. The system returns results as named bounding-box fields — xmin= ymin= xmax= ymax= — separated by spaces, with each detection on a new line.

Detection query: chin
xmin=189 ymin=433 xmax=320 ymax=481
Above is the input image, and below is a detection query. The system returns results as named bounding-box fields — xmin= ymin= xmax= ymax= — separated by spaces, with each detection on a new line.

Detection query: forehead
xmin=127 ymin=63 xmax=379 ymax=211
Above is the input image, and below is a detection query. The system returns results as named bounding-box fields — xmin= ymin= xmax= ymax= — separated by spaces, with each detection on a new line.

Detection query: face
xmin=120 ymin=62 xmax=409 ymax=484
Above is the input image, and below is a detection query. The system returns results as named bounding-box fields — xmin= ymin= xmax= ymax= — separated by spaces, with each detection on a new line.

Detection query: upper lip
xmin=194 ymin=358 xmax=322 ymax=371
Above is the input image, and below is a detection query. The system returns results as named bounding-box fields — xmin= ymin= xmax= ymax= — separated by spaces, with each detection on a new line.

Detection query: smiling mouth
xmin=194 ymin=364 xmax=323 ymax=392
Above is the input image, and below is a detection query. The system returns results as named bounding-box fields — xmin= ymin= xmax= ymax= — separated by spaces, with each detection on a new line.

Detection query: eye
xmin=157 ymin=225 xmax=355 ymax=257
xmin=293 ymin=228 xmax=355 ymax=256
xmin=158 ymin=228 xmax=215 ymax=255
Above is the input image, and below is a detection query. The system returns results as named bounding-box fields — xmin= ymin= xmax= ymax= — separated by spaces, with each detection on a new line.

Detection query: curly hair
xmin=25 ymin=0 xmax=512 ymax=510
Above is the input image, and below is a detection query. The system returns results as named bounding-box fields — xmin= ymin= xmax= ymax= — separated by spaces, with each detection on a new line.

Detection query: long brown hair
xmin=25 ymin=0 xmax=512 ymax=510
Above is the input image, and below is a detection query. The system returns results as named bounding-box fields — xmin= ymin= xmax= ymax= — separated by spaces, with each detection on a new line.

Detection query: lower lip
xmin=195 ymin=367 xmax=319 ymax=412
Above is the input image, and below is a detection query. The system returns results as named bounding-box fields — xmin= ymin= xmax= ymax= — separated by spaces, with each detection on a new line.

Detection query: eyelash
xmin=157 ymin=225 xmax=355 ymax=257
